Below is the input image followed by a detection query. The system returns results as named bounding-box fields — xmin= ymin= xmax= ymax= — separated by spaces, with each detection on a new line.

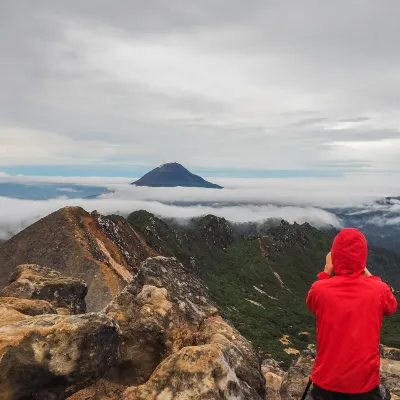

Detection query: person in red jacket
xmin=306 ymin=228 xmax=397 ymax=399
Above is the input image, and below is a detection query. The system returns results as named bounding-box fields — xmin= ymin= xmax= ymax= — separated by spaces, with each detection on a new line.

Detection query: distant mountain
xmin=131 ymin=163 xmax=223 ymax=188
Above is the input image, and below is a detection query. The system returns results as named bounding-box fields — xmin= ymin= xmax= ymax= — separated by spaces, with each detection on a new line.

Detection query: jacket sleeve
xmin=381 ymin=283 xmax=398 ymax=316
xmin=306 ymin=286 xmax=316 ymax=314
xmin=317 ymin=272 xmax=332 ymax=280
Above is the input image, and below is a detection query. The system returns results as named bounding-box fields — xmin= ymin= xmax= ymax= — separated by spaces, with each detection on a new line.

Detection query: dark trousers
xmin=310 ymin=384 xmax=383 ymax=400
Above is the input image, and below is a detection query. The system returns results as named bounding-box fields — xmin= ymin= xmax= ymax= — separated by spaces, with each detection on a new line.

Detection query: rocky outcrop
xmin=0 ymin=264 xmax=87 ymax=314
xmin=262 ymin=359 xmax=286 ymax=400
xmin=0 ymin=207 xmax=156 ymax=311
xmin=279 ymin=347 xmax=315 ymax=399
xmin=103 ymin=256 xmax=265 ymax=399
xmin=381 ymin=345 xmax=400 ymax=361
xmin=380 ymin=346 xmax=400 ymax=399
xmin=0 ymin=296 xmax=56 ymax=316
xmin=0 ymin=311 xmax=120 ymax=400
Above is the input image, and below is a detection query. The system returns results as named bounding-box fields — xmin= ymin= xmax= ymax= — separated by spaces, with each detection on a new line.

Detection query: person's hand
xmin=364 ymin=268 xmax=372 ymax=277
xmin=324 ymin=252 xmax=334 ymax=276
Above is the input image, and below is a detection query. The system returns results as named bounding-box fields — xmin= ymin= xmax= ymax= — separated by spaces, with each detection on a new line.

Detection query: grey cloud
xmin=1 ymin=1 xmax=400 ymax=171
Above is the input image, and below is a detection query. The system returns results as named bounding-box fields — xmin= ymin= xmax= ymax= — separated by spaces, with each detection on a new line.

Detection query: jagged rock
xmin=0 ymin=264 xmax=87 ymax=314
xmin=104 ymin=256 xmax=265 ymax=399
xmin=0 ymin=312 xmax=120 ymax=400
xmin=280 ymin=347 xmax=315 ymax=399
xmin=262 ymin=359 xmax=285 ymax=400
xmin=381 ymin=344 xmax=400 ymax=361
xmin=380 ymin=358 xmax=400 ymax=399
xmin=0 ymin=296 xmax=56 ymax=316
xmin=0 ymin=207 xmax=156 ymax=311
xmin=123 ymin=342 xmax=261 ymax=399
xmin=104 ymin=256 xmax=219 ymax=385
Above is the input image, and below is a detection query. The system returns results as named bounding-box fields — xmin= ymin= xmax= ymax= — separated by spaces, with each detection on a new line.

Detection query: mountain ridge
xmin=0 ymin=207 xmax=399 ymax=369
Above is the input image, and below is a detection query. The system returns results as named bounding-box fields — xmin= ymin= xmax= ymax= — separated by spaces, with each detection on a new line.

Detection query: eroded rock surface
xmin=262 ymin=359 xmax=286 ymax=400
xmin=0 ymin=264 xmax=87 ymax=314
xmin=0 ymin=296 xmax=56 ymax=316
xmin=0 ymin=207 xmax=156 ymax=311
xmin=0 ymin=312 xmax=120 ymax=400
xmin=104 ymin=256 xmax=265 ymax=399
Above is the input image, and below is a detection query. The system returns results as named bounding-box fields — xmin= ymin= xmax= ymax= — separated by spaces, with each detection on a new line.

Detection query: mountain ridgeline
xmin=0 ymin=207 xmax=399 ymax=370
xmin=131 ymin=162 xmax=223 ymax=188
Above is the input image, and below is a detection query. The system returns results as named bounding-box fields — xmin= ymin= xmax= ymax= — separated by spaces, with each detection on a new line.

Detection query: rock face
xmin=0 ymin=311 xmax=120 ymax=400
xmin=104 ymin=256 xmax=265 ymax=399
xmin=0 ymin=207 xmax=156 ymax=311
xmin=380 ymin=346 xmax=400 ymax=399
xmin=0 ymin=264 xmax=87 ymax=314
xmin=0 ymin=296 xmax=56 ymax=316
xmin=262 ymin=359 xmax=286 ymax=400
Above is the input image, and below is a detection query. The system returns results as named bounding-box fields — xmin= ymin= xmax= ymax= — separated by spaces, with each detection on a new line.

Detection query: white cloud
xmin=1 ymin=173 xmax=400 ymax=241
xmin=0 ymin=194 xmax=341 ymax=241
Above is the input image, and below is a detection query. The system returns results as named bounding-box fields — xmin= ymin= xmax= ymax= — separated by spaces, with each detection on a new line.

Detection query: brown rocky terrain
xmin=0 ymin=207 xmax=156 ymax=311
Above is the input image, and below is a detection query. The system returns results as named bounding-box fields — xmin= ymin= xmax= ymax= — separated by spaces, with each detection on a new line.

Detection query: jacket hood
xmin=331 ymin=228 xmax=368 ymax=276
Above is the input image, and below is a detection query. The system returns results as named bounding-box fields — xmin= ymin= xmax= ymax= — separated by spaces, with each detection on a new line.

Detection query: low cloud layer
xmin=0 ymin=175 xmax=399 ymax=241
xmin=0 ymin=194 xmax=341 ymax=241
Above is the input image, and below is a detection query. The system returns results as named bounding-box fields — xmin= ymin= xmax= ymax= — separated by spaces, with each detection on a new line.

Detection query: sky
xmin=1 ymin=1 xmax=400 ymax=178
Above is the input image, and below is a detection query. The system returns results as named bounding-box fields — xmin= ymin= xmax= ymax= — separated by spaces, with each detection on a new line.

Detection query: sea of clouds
xmin=0 ymin=173 xmax=399 ymax=241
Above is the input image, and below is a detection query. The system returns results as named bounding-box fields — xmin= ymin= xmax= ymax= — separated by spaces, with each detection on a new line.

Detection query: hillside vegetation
xmin=126 ymin=211 xmax=400 ymax=367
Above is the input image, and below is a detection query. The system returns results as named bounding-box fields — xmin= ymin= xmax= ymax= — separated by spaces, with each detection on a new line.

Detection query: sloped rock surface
xmin=0 ymin=207 xmax=155 ymax=311
xmin=380 ymin=346 xmax=400 ymax=399
xmin=0 ymin=312 xmax=120 ymax=400
xmin=104 ymin=256 xmax=265 ymax=399
xmin=1 ymin=264 xmax=87 ymax=314
xmin=0 ymin=296 xmax=56 ymax=316
xmin=279 ymin=347 xmax=315 ymax=399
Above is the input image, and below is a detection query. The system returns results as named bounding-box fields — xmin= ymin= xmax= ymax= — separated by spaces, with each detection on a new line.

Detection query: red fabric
xmin=306 ymin=228 xmax=397 ymax=394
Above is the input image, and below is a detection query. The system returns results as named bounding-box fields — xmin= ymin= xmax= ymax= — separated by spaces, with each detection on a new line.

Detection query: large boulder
xmin=123 ymin=342 xmax=261 ymax=399
xmin=0 ymin=264 xmax=87 ymax=314
xmin=0 ymin=296 xmax=56 ymax=316
xmin=0 ymin=311 xmax=120 ymax=400
xmin=103 ymin=256 xmax=265 ymax=399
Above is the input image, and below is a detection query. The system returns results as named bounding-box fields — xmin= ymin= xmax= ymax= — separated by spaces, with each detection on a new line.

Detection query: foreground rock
xmin=102 ymin=256 xmax=265 ymax=399
xmin=0 ymin=264 xmax=87 ymax=314
xmin=262 ymin=359 xmax=286 ymax=400
xmin=380 ymin=346 xmax=400 ymax=400
xmin=0 ymin=312 xmax=120 ymax=400
xmin=0 ymin=207 xmax=156 ymax=311
xmin=0 ymin=296 xmax=56 ymax=316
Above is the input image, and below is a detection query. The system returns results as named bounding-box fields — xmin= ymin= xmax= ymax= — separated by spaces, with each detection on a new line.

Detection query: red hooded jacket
xmin=306 ymin=228 xmax=397 ymax=394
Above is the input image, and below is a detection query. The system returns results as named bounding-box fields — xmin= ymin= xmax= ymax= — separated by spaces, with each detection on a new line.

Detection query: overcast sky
xmin=1 ymin=1 xmax=400 ymax=177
